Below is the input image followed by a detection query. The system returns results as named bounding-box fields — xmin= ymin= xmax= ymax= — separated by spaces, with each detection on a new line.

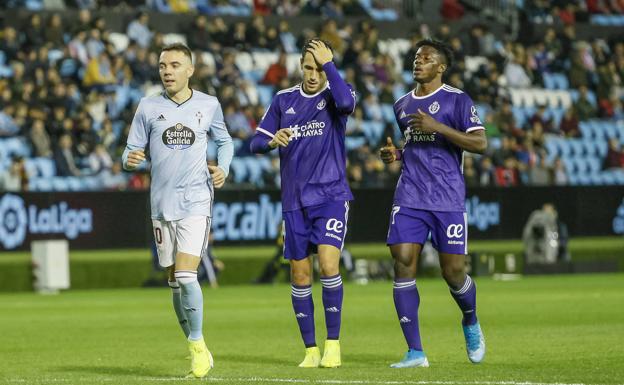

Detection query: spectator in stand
xmin=440 ymin=0 xmax=464 ymax=20
xmin=574 ymin=85 xmax=598 ymax=120
xmin=0 ymin=104 xmax=20 ymax=137
xmin=478 ymin=156 xmax=496 ymax=186
xmin=0 ymin=27 xmax=20 ymax=62
xmin=552 ymin=157 xmax=568 ymax=185
xmin=261 ymin=52 xmax=288 ymax=86
xmin=54 ymin=134 xmax=81 ymax=177
xmin=0 ymin=156 xmax=28 ymax=192
xmin=529 ymin=155 xmax=552 ymax=186
xmin=603 ymin=138 xmax=624 ymax=169
xmin=29 ymin=119 xmax=52 ymax=158
xmin=529 ymin=105 xmax=556 ymax=134
xmin=88 ymin=143 xmax=114 ymax=175
xmin=45 ymin=14 xmax=65 ymax=47
xmin=126 ymin=12 xmax=153 ymax=49
xmin=101 ymin=160 xmax=128 ymax=190
xmin=559 ymin=108 xmax=581 ymax=137
xmin=187 ymin=15 xmax=212 ymax=52
xmin=464 ymin=154 xmax=479 ymax=187
xmin=495 ymin=156 xmax=520 ymax=187
xmin=505 ymin=48 xmax=532 ymax=88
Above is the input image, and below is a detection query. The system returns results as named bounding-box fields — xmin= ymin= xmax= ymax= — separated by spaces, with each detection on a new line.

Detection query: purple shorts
xmin=386 ymin=205 xmax=468 ymax=255
xmin=283 ymin=201 xmax=350 ymax=260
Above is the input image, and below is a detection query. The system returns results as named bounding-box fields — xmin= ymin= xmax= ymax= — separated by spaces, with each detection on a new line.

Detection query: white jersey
xmin=126 ymin=90 xmax=233 ymax=221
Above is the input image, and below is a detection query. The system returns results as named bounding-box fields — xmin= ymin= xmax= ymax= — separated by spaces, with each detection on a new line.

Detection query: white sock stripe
xmin=320 ymin=277 xmax=342 ymax=284
xmin=451 ymin=276 xmax=473 ymax=295
xmin=322 ymin=282 xmax=343 ymax=289
xmin=171 ymin=288 xmax=181 ymax=294
xmin=168 ymin=281 xmax=180 ymax=288
xmin=393 ymin=280 xmax=416 ymax=286
xmin=291 ymin=291 xmax=312 ymax=298
xmin=291 ymin=286 xmax=312 ymax=291
xmin=175 ymin=270 xmax=197 ymax=274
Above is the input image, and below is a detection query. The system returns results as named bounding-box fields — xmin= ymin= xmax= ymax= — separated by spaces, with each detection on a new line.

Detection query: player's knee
xmin=291 ymin=269 xmax=311 ymax=286
xmin=441 ymin=263 xmax=465 ymax=286
xmin=319 ymin=260 xmax=339 ymax=277
xmin=393 ymin=258 xmax=416 ymax=279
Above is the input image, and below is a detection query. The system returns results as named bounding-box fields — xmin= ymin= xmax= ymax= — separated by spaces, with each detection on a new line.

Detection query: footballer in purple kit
xmin=250 ymin=39 xmax=356 ymax=368
xmin=379 ymin=39 xmax=487 ymax=368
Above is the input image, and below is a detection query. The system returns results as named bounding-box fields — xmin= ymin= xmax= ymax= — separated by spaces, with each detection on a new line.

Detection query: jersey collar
xmin=299 ymin=83 xmax=328 ymax=98
xmin=410 ymin=83 xmax=444 ymax=99
xmin=163 ymin=88 xmax=194 ymax=107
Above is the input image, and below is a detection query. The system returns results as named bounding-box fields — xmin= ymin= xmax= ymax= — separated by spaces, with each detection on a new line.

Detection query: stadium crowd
xmin=0 ymin=1 xmax=623 ymax=192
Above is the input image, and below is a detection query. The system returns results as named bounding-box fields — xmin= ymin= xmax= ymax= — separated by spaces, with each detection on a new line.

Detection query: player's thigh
xmin=386 ymin=206 xmax=430 ymax=252
xmin=175 ymin=216 xmax=210 ymax=257
xmin=290 ymin=257 xmax=313 ymax=285
xmin=309 ymin=200 xmax=350 ymax=253
xmin=152 ymin=219 xmax=176 ymax=268
xmin=430 ymin=211 xmax=468 ymax=256
xmin=283 ymin=209 xmax=313 ymax=262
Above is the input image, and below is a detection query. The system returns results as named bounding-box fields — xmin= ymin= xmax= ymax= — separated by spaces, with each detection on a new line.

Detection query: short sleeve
xmin=256 ymin=95 xmax=281 ymax=138
xmin=127 ymin=99 xmax=149 ymax=148
xmin=456 ymin=93 xmax=485 ymax=133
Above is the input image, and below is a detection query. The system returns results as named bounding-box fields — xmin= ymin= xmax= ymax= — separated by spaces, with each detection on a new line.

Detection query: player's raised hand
xmin=408 ymin=109 xmax=440 ymax=134
xmin=269 ymin=128 xmax=293 ymax=148
xmin=379 ymin=136 xmax=397 ymax=163
xmin=208 ymin=165 xmax=226 ymax=188
xmin=126 ymin=149 xmax=146 ymax=170
xmin=306 ymin=40 xmax=333 ymax=66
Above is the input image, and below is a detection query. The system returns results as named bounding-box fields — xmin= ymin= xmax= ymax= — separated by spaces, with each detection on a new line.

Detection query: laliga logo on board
xmin=428 ymin=101 xmax=440 ymax=114
xmin=0 ymin=194 xmax=93 ymax=249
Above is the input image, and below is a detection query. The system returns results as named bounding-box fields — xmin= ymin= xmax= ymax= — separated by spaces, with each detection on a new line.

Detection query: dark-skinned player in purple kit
xmin=250 ymin=39 xmax=356 ymax=368
xmin=380 ymin=39 xmax=487 ymax=368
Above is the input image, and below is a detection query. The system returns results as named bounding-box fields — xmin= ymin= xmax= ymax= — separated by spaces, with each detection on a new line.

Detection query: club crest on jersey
xmin=162 ymin=123 xmax=195 ymax=150
xmin=428 ymin=101 xmax=440 ymax=114
xmin=317 ymin=99 xmax=326 ymax=110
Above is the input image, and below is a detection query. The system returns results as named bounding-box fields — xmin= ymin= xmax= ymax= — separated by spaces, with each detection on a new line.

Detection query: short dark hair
xmin=161 ymin=43 xmax=193 ymax=62
xmin=415 ymin=39 xmax=454 ymax=73
xmin=301 ymin=38 xmax=333 ymax=59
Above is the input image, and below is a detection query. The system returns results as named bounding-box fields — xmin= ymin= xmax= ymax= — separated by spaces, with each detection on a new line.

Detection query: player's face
xmin=300 ymin=52 xmax=327 ymax=94
xmin=159 ymin=50 xmax=194 ymax=95
xmin=412 ymin=45 xmax=446 ymax=83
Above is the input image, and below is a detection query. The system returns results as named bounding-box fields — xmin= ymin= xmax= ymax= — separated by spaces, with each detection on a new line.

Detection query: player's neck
xmin=166 ymin=87 xmax=192 ymax=104
xmin=414 ymin=80 xmax=443 ymax=97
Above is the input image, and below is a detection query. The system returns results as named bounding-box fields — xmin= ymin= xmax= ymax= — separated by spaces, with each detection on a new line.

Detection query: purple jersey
xmin=254 ymin=63 xmax=355 ymax=212
xmin=393 ymin=84 xmax=484 ymax=212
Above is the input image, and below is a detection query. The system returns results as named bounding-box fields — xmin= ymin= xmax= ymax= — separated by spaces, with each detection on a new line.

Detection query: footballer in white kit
xmin=122 ymin=43 xmax=233 ymax=378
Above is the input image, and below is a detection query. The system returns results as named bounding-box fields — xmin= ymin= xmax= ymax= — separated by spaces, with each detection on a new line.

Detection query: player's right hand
xmin=126 ymin=149 xmax=146 ymax=170
xmin=269 ymin=128 xmax=293 ymax=148
xmin=379 ymin=137 xmax=397 ymax=163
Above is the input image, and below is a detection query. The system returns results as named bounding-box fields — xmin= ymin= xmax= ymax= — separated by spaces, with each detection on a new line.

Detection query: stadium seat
xmin=285 ymin=53 xmax=301 ymax=75
xmin=569 ymin=139 xmax=584 ymax=156
xmin=229 ymin=158 xmax=247 ymax=184
xmin=82 ymin=176 xmax=101 ymax=190
xmin=162 ymin=33 xmax=187 ymax=46
xmin=381 ymin=104 xmax=395 ymax=124
xmin=235 ymin=52 xmax=254 ymax=73
xmin=257 ymin=85 xmax=274 ymax=107
xmin=361 ymin=121 xmax=384 ymax=146
xmin=51 ymin=177 xmax=69 ymax=191
xmin=346 ymin=137 xmax=366 ymax=151
xmin=23 ymin=159 xmax=38 ymax=178
xmin=244 ymin=157 xmax=263 ymax=186
xmin=252 ymin=52 xmax=278 ymax=73
xmin=108 ymin=32 xmax=129 ymax=53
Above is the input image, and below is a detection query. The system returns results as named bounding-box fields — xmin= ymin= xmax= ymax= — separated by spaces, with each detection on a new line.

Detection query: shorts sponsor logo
xmin=446 ymin=224 xmax=464 ymax=239
xmin=324 ymin=232 xmax=343 ymax=242
xmin=326 ymin=218 xmax=344 ymax=233
xmin=162 ymin=123 xmax=195 ymax=150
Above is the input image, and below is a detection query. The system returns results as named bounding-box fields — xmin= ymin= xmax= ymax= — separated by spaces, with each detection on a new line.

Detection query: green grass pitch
xmin=1 ymin=274 xmax=623 ymax=385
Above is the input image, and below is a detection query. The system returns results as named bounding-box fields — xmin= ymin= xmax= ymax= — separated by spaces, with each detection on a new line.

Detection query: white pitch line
xmin=2 ymin=377 xmax=617 ymax=385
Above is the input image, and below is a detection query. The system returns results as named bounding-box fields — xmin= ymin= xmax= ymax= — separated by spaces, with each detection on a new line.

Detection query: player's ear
xmin=187 ymin=64 xmax=195 ymax=78
xmin=438 ymin=63 xmax=447 ymax=75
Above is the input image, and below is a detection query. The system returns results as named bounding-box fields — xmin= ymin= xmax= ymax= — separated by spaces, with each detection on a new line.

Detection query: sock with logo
xmin=291 ymin=284 xmax=316 ymax=347
xmin=174 ymin=270 xmax=204 ymax=341
xmin=321 ymin=274 xmax=343 ymax=340
xmin=450 ymin=275 xmax=478 ymax=326
xmin=168 ymin=280 xmax=190 ymax=338
xmin=393 ymin=279 xmax=422 ymax=351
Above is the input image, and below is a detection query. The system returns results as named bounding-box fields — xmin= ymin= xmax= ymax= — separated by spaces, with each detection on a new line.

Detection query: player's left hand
xmin=408 ymin=109 xmax=440 ymax=134
xmin=208 ymin=165 xmax=225 ymax=189
xmin=306 ymin=40 xmax=333 ymax=66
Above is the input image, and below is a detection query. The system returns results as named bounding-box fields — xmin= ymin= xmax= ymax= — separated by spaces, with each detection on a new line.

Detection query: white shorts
xmin=152 ymin=215 xmax=211 ymax=267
